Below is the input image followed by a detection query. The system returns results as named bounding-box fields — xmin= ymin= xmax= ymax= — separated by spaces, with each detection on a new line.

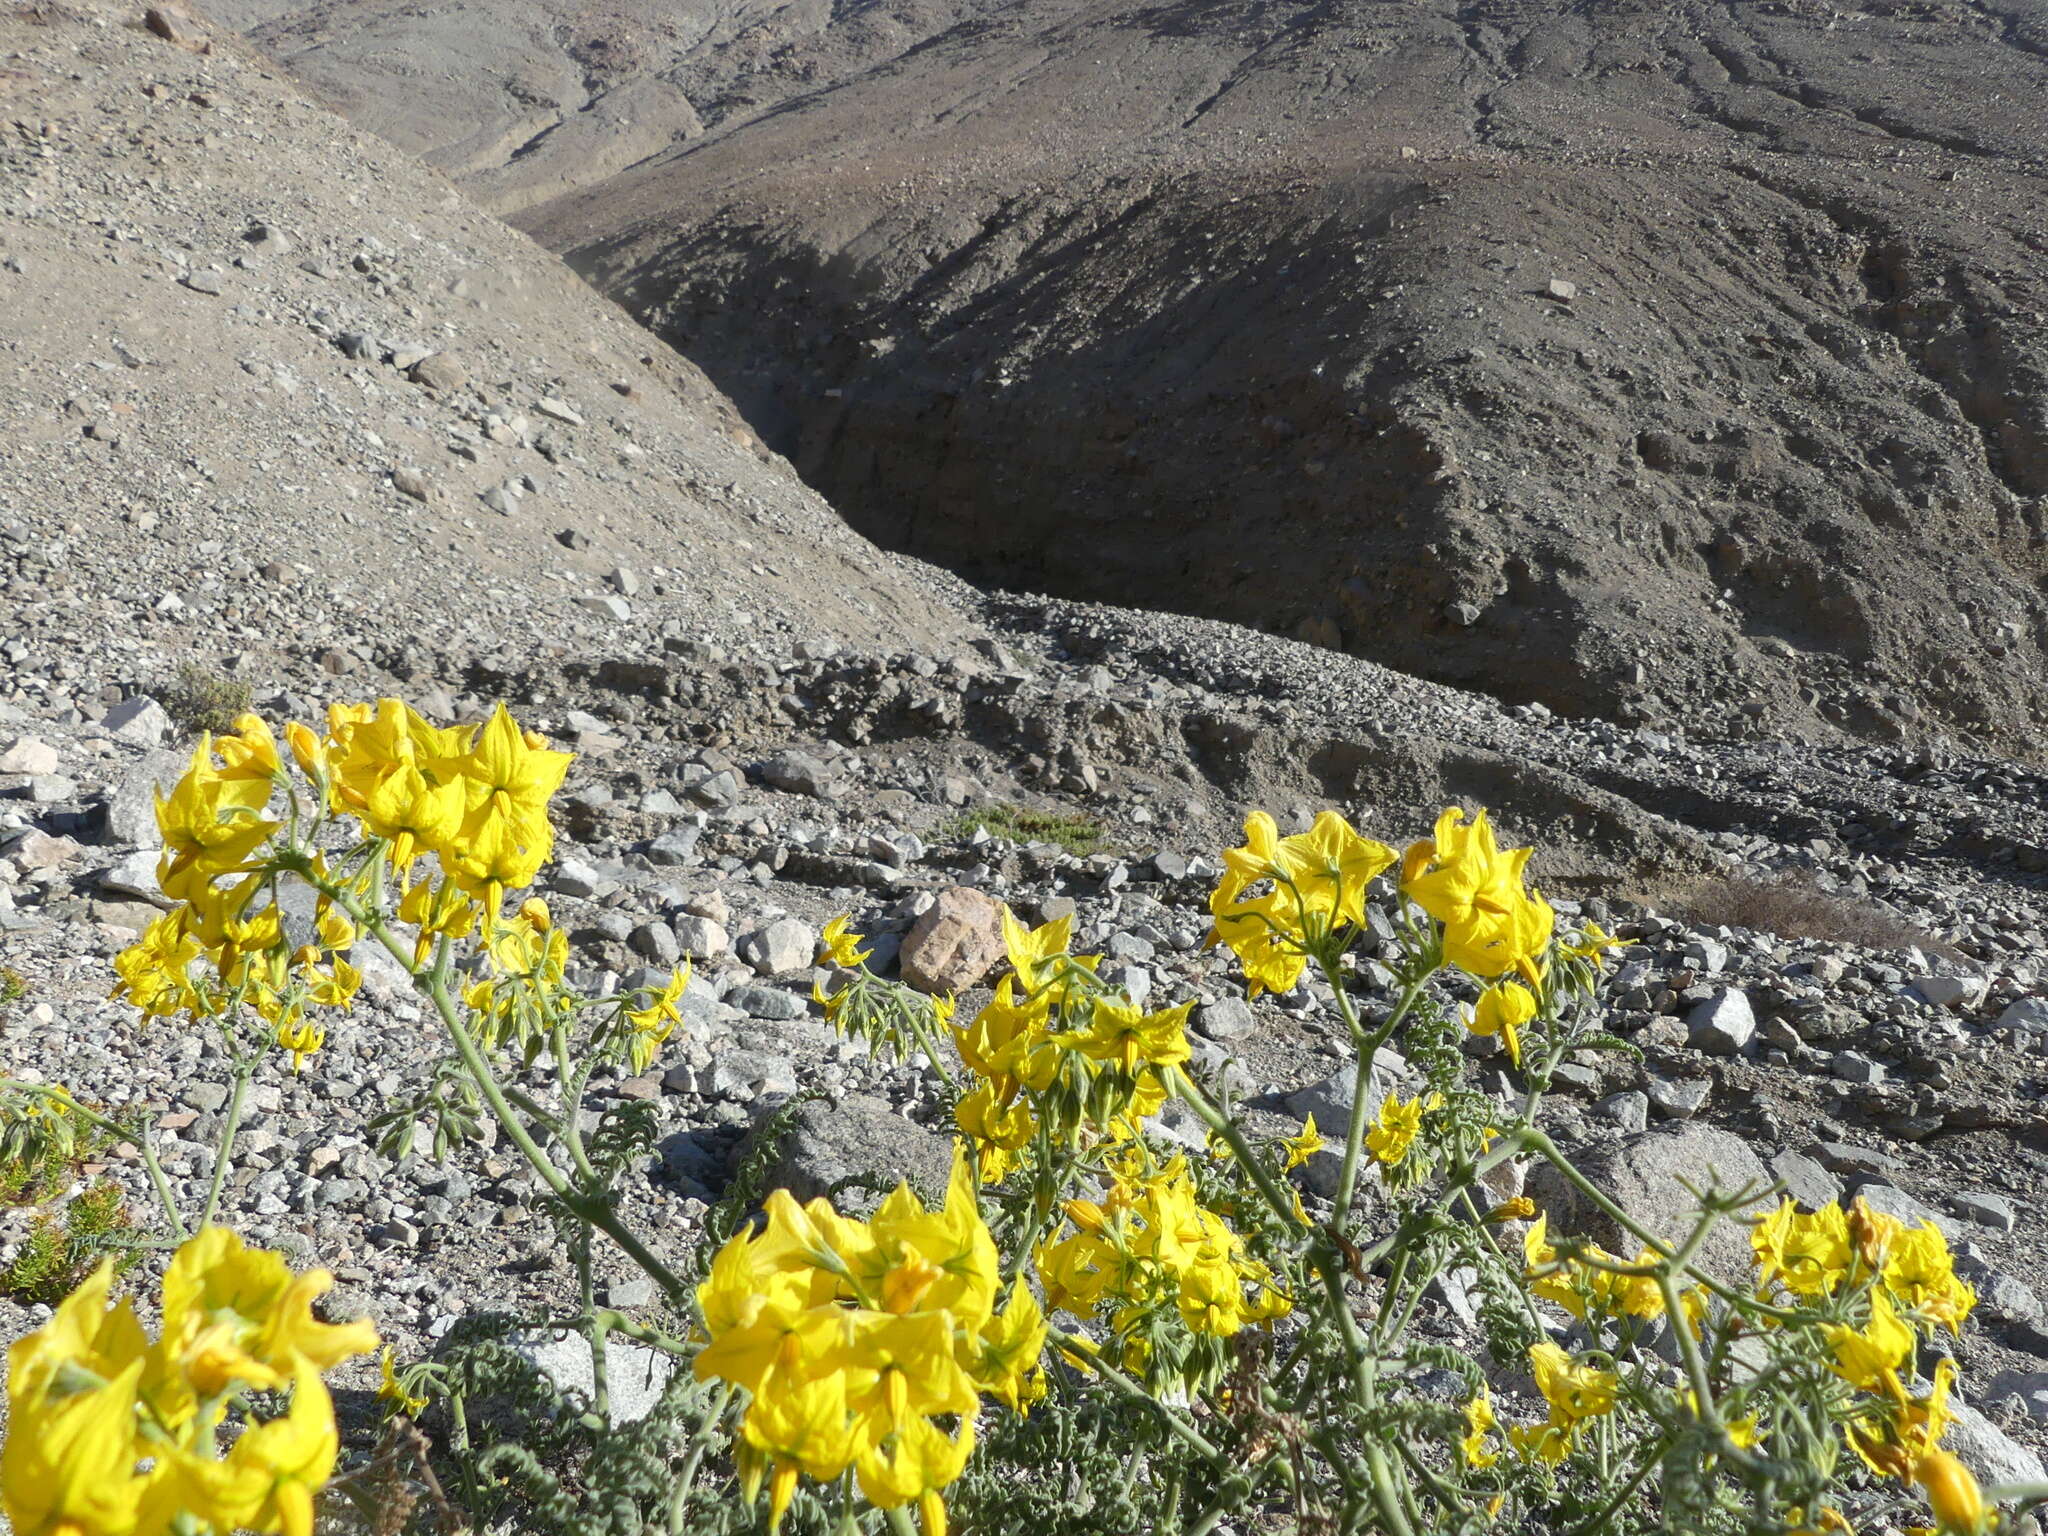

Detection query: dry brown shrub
xmin=1671 ymin=874 xmax=1960 ymax=959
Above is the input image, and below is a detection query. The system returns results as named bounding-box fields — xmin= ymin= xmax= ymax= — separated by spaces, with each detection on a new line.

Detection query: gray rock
xmin=1911 ymin=974 xmax=1982 ymax=1009
xmin=102 ymin=696 xmax=171 ymax=747
xmin=1645 ymin=1073 xmax=1711 ymax=1120
xmin=601 ymin=1276 xmax=657 ymax=1310
xmin=1195 ymin=996 xmax=1256 ymax=1041
xmin=900 ymin=885 xmax=1004 ymax=994
xmin=738 ymin=917 xmax=815 ymax=976
xmin=761 ymin=751 xmax=834 ymax=796
xmin=747 ymin=1094 xmax=954 ymax=1213
xmin=700 ymin=1048 xmax=798 ymax=1098
xmin=0 ymin=736 xmax=60 ymax=776
xmin=408 ymin=353 xmax=468 ymax=391
xmin=1849 ymin=1181 xmax=1958 ymax=1238
xmin=1944 ymin=1398 xmax=2047 ymax=1488
xmin=1685 ymin=989 xmax=1755 ymax=1055
xmin=629 ymin=922 xmax=680 ymax=965
xmin=97 ymin=849 xmax=167 ymax=903
xmin=1766 ymin=1149 xmax=1842 ymax=1211
xmin=1951 ymin=1190 xmax=2018 ymax=1233
xmin=552 ymin=858 xmax=605 ymax=899
xmin=671 ymin=915 xmax=731 ymax=960
xmin=1996 ymin=997 xmax=2048 ymax=1033
xmin=1829 ymin=1050 xmax=1886 ymax=1086
xmin=645 ymin=825 xmax=702 ymax=866
xmin=578 ymin=595 xmax=631 ymax=621
xmin=726 ymin=982 xmax=808 ymax=1022
xmin=1593 ymin=1090 xmax=1650 ymax=1133
xmin=508 ymin=1329 xmax=675 ymax=1425
xmin=391 ymin=466 xmax=432 ymax=502
xmin=1524 ymin=1124 xmax=1771 ymax=1281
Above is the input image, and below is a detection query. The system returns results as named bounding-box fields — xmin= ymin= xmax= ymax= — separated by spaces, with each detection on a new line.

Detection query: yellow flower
xmin=1 ymin=1351 xmax=150 ymax=1536
xmin=1460 ymin=1390 xmax=1501 ymax=1468
xmin=1528 ymin=1341 xmax=1618 ymax=1425
xmin=1055 ymin=996 xmax=1193 ymax=1074
xmin=188 ymin=1357 xmax=340 ymax=1536
xmin=1206 ymin=811 xmax=1395 ymax=988
xmin=1466 ymin=980 xmax=1537 ymax=1066
xmin=1365 ymin=1091 xmax=1436 ymax=1167
xmin=1824 ymin=1288 xmax=1913 ymax=1393
xmin=1751 ymin=1199 xmax=1853 ymax=1297
xmin=275 ymin=1011 xmax=325 ymax=1073
xmin=624 ymin=965 xmax=693 ymax=1073
xmin=1884 ymin=1224 xmax=1976 ymax=1335
xmin=1402 ymin=808 xmax=1555 ymax=978
xmin=1000 ymin=906 xmax=1086 ymax=994
xmin=819 ymin=915 xmax=871 ymax=969
xmin=1280 ymin=1115 xmax=1325 ymax=1170
xmin=377 ymin=1346 xmax=427 ymax=1417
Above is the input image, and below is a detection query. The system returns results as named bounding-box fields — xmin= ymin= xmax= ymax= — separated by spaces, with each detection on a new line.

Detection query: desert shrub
xmin=1679 ymin=874 xmax=1959 ymax=957
xmin=161 ymin=660 xmax=254 ymax=736
xmin=2 ymin=697 xmax=2031 ymax=1536
xmin=939 ymin=799 xmax=1106 ymax=855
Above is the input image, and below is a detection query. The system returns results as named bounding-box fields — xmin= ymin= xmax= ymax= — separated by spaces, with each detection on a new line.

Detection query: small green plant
xmin=0 ymin=966 xmax=24 ymax=1007
xmin=161 ymin=663 xmax=254 ymax=737
xmin=941 ymin=800 xmax=1106 ymax=855
xmin=1 ymin=1181 xmax=139 ymax=1306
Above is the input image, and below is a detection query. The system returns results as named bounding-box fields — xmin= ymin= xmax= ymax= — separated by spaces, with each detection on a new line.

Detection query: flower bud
xmin=1916 ymin=1449 xmax=1985 ymax=1535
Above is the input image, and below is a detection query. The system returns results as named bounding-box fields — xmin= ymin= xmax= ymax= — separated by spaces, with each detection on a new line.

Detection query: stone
xmin=748 ymin=1094 xmax=954 ymax=1213
xmin=700 ymin=1048 xmax=797 ymax=1098
xmin=1195 ymin=996 xmax=1256 ymax=1041
xmin=98 ymin=849 xmax=166 ymax=902
xmin=9 ymin=830 xmax=79 ymax=871
xmin=101 ymin=700 xmax=169 ymax=749
xmin=0 ymin=737 xmax=59 ymax=776
xmin=738 ymin=917 xmax=815 ymax=976
xmin=1547 ymin=277 xmax=1578 ymax=301
xmin=1766 ymin=1149 xmax=1841 ymax=1211
xmin=101 ymin=749 xmax=184 ymax=846
xmin=1910 ymin=973 xmax=1980 ymax=1009
xmin=1644 ymin=1073 xmax=1711 ymax=1120
xmin=1524 ymin=1125 xmax=1771 ymax=1282
xmin=535 ymin=397 xmax=585 ymax=426
xmin=899 ymin=886 xmax=1004 ymax=994
xmin=551 ymin=858 xmax=605 ymax=899
xmin=602 ymin=1276 xmax=657 ymax=1309
xmin=181 ymin=269 xmax=222 ymax=295
xmin=1995 ymin=997 xmax=2048 ymax=1033
xmin=1828 ymin=1050 xmax=1885 ymax=1086
xmin=508 ymin=1330 xmax=675 ymax=1424
xmin=671 ymin=915 xmax=731 ymax=960
xmin=145 ymin=7 xmax=209 ymax=50
xmin=629 ymin=922 xmax=680 ymax=965
xmin=391 ymin=466 xmax=432 ymax=502
xmin=578 ymin=595 xmax=631 ymax=621
xmin=407 ymin=354 xmax=467 ymax=391
xmin=645 ymin=825 xmax=702 ymax=866
xmin=1943 ymin=1398 xmax=2047 ymax=1488
xmin=1951 ymin=1190 xmax=2018 ymax=1232
xmin=1593 ymin=1090 xmax=1650 ymax=1133
xmin=761 ymin=751 xmax=834 ymax=796
xmin=1685 ymin=988 xmax=1754 ymax=1055
xmin=725 ymin=982 xmax=808 ymax=1022
xmin=1849 ymin=1181 xmax=1958 ymax=1238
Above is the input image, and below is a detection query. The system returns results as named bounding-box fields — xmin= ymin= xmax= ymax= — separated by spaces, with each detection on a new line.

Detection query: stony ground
xmin=4 ymin=0 xmax=2048 ymax=1523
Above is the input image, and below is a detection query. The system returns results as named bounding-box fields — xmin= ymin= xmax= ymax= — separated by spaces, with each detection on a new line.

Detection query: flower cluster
xmin=693 ymin=1153 xmax=1045 ymax=1536
xmin=950 ymin=910 xmax=1192 ymax=1181
xmin=1755 ymin=1197 xmax=1984 ymax=1524
xmin=1207 ymin=810 xmax=1395 ymax=997
xmin=2 ymin=1227 xmax=376 ymax=1536
xmin=1038 ymin=1152 xmax=1289 ymax=1355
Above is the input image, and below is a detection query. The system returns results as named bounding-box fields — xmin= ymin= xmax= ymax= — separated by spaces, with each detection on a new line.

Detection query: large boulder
xmin=1524 ymin=1124 xmax=1772 ymax=1282
xmin=899 ymin=886 xmax=1004 ymax=995
xmin=748 ymin=1094 xmax=955 ymax=1214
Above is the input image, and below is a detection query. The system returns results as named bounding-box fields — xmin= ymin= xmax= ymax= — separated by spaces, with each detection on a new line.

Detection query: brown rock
xmin=407 ymin=353 xmax=468 ymax=391
xmin=144 ymin=7 xmax=209 ymax=51
xmin=899 ymin=886 xmax=1004 ymax=994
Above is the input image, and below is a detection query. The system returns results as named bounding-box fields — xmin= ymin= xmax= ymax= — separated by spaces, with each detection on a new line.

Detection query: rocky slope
xmin=217 ymin=0 xmax=2048 ymax=753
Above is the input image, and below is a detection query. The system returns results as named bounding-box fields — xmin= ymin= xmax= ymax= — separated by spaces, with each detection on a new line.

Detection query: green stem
xmin=1059 ymin=1331 xmax=1227 ymax=1463
xmin=197 ymin=1065 xmax=251 ymax=1231
xmin=667 ymin=1382 xmax=735 ymax=1536
xmin=13 ymin=1085 xmax=190 ymax=1241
